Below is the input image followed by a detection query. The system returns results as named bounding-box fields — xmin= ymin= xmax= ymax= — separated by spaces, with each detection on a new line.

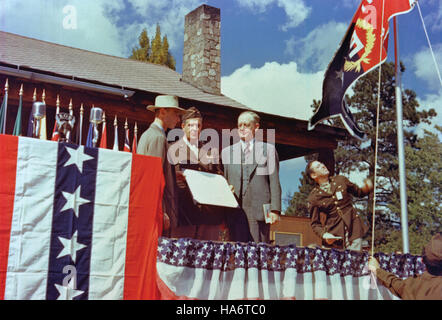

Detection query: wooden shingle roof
xmin=0 ymin=31 xmax=249 ymax=110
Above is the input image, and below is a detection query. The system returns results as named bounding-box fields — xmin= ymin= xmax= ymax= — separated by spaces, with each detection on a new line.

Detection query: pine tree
xmin=162 ymin=36 xmax=176 ymax=70
xmin=130 ymin=28 xmax=150 ymax=62
xmin=378 ymin=127 xmax=442 ymax=254
xmin=129 ymin=25 xmax=176 ymax=70
xmin=285 ymin=171 xmax=315 ymax=217
xmin=150 ymin=24 xmax=163 ymax=65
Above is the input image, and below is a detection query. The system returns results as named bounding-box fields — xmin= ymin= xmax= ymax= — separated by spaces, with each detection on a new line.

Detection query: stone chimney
xmin=183 ymin=5 xmax=221 ymax=95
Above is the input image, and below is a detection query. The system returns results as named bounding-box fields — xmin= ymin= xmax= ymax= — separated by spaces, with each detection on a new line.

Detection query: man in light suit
xmin=137 ymin=95 xmax=186 ymax=235
xmin=221 ymin=111 xmax=282 ymax=243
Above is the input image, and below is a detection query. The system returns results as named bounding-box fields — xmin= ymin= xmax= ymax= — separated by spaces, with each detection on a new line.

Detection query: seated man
xmin=168 ymin=107 xmax=227 ymax=241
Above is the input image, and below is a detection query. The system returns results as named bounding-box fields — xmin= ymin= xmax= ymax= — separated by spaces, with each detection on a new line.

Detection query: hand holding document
xmin=322 ymin=232 xmax=342 ymax=244
xmin=183 ymin=169 xmax=239 ymax=208
xmin=263 ymin=204 xmax=280 ymax=224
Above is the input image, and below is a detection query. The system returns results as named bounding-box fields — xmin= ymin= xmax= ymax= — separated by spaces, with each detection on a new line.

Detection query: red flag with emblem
xmin=308 ymin=0 xmax=416 ymax=140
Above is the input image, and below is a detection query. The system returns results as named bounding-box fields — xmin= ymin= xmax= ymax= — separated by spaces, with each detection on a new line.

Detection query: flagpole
xmin=2 ymin=79 xmax=8 ymax=134
xmin=79 ymin=103 xmax=84 ymax=145
xmin=113 ymin=115 xmax=119 ymax=151
xmin=394 ymin=16 xmax=409 ymax=254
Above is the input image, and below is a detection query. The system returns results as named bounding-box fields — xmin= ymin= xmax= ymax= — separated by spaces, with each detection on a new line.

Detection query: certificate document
xmin=183 ymin=169 xmax=239 ymax=208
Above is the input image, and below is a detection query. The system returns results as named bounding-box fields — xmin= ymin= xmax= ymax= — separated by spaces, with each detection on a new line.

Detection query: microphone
xmin=89 ymin=107 xmax=103 ymax=147
xmin=32 ymin=102 xmax=46 ymax=138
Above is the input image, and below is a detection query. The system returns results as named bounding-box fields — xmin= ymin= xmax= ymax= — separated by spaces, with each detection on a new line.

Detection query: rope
xmin=416 ymin=1 xmax=442 ymax=88
xmin=370 ymin=0 xmax=386 ymax=258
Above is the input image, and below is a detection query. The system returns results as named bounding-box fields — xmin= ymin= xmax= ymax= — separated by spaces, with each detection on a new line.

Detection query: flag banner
xmin=85 ymin=123 xmax=93 ymax=148
xmin=12 ymin=94 xmax=22 ymax=136
xmin=0 ymin=134 xmax=165 ymax=300
xmin=39 ymin=115 xmax=47 ymax=140
xmin=124 ymin=128 xmax=131 ymax=152
xmin=113 ymin=124 xmax=119 ymax=151
xmin=308 ymin=0 xmax=416 ymax=140
xmin=156 ymin=237 xmax=425 ymax=300
xmin=0 ymin=97 xmax=5 ymax=134
xmin=99 ymin=122 xmax=107 ymax=149
xmin=132 ymin=133 xmax=137 ymax=154
xmin=51 ymin=122 xmax=59 ymax=141
xmin=26 ymin=111 xmax=33 ymax=137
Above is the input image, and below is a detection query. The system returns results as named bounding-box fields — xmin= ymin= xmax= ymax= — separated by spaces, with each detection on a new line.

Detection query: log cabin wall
xmin=2 ymin=73 xmax=344 ymax=164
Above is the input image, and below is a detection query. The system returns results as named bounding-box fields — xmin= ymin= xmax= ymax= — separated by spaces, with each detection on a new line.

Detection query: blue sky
xmin=1 ymin=0 xmax=441 ymax=210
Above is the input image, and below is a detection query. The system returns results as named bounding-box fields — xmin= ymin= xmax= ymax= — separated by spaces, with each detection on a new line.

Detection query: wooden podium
xmin=270 ymin=215 xmax=322 ymax=247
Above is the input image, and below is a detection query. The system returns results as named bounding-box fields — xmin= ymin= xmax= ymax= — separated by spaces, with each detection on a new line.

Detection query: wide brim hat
xmin=424 ymin=233 xmax=442 ymax=265
xmin=146 ymin=95 xmax=186 ymax=113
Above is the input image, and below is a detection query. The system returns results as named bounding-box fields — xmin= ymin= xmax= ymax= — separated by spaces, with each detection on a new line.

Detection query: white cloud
xmin=0 ymin=1 xmax=126 ymax=57
xmin=424 ymin=0 xmax=442 ymax=32
xmin=416 ymin=89 xmax=442 ymax=138
xmin=221 ymin=61 xmax=324 ymax=120
xmin=221 ymin=61 xmax=327 ymax=202
xmin=285 ymin=21 xmax=348 ymax=72
xmin=235 ymin=0 xmax=311 ymax=30
xmin=412 ymin=43 xmax=442 ymax=137
xmin=412 ymin=43 xmax=442 ymax=91
xmin=0 ymin=0 xmax=200 ymax=59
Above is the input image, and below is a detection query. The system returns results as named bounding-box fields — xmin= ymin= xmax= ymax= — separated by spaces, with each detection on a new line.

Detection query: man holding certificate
xmin=168 ymin=107 xmax=232 ymax=241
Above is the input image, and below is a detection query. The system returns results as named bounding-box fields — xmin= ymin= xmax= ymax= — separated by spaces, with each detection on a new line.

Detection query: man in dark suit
xmin=306 ymin=160 xmax=372 ymax=251
xmin=137 ymin=95 xmax=186 ymax=235
xmin=168 ymin=107 xmax=226 ymax=240
xmin=221 ymin=111 xmax=282 ymax=243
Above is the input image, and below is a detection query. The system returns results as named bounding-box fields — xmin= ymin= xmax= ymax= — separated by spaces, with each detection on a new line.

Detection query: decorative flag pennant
xmin=39 ymin=89 xmax=47 ymax=140
xmin=132 ymin=122 xmax=138 ymax=154
xmin=12 ymin=84 xmax=23 ymax=136
xmin=26 ymin=89 xmax=37 ymax=137
xmin=99 ymin=112 xmax=107 ymax=149
xmin=0 ymin=79 xmax=8 ymax=134
xmin=77 ymin=103 xmax=84 ymax=146
xmin=51 ymin=95 xmax=61 ymax=141
xmin=308 ymin=0 xmax=416 ymax=140
xmin=85 ymin=123 xmax=93 ymax=148
xmin=124 ymin=118 xmax=130 ymax=152
xmin=113 ymin=115 xmax=119 ymax=151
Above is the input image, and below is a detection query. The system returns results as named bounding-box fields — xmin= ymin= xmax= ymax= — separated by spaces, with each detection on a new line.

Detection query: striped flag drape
xmin=156 ymin=237 xmax=426 ymax=300
xmin=0 ymin=135 xmax=165 ymax=299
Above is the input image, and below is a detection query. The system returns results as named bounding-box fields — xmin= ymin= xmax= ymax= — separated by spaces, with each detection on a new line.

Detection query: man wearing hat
xmin=167 ymin=107 xmax=226 ymax=240
xmin=368 ymin=233 xmax=442 ymax=300
xmin=137 ymin=95 xmax=186 ymax=234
